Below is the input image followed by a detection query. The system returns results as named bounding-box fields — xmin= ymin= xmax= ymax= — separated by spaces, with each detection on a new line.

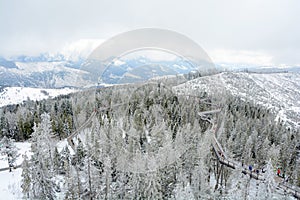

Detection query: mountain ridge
xmin=174 ymin=72 xmax=300 ymax=128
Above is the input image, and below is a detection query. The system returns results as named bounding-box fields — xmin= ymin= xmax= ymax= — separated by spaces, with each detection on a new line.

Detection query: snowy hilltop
xmin=0 ymin=87 xmax=77 ymax=108
xmin=174 ymin=72 xmax=300 ymax=128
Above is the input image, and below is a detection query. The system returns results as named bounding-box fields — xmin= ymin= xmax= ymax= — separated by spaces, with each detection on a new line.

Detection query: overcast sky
xmin=1 ymin=0 xmax=299 ymax=66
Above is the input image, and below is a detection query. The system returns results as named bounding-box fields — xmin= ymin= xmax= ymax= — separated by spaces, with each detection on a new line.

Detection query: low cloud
xmin=209 ymin=49 xmax=274 ymax=66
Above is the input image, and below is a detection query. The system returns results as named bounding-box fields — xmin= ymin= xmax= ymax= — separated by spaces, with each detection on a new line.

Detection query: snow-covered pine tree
xmin=74 ymin=138 xmax=86 ymax=168
xmin=0 ymin=115 xmax=9 ymax=137
xmin=0 ymin=135 xmax=19 ymax=171
xmin=29 ymin=113 xmax=56 ymax=199
xmin=63 ymin=121 xmax=71 ymax=138
xmin=64 ymin=164 xmax=80 ymax=200
xmin=142 ymin=172 xmax=163 ymax=199
xmin=60 ymin=145 xmax=71 ymax=175
xmin=21 ymin=153 xmax=31 ymax=198
xmin=172 ymin=182 xmax=195 ymax=200
xmin=103 ymin=156 xmax=112 ymax=200
xmin=225 ymin=167 xmax=249 ymax=200
xmin=53 ymin=147 xmax=60 ymax=174
xmin=259 ymin=159 xmax=276 ymax=199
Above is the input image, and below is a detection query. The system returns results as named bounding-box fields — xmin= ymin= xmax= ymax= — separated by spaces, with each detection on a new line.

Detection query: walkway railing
xmin=211 ymin=110 xmax=300 ymax=199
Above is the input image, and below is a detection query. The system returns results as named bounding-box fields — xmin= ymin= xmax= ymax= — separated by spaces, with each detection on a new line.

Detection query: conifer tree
xmin=53 ymin=147 xmax=60 ymax=174
xmin=60 ymin=146 xmax=71 ymax=174
xmin=0 ymin=135 xmax=19 ymax=171
xmin=259 ymin=159 xmax=276 ymax=199
xmin=21 ymin=153 xmax=31 ymax=198
xmin=28 ymin=113 xmax=56 ymax=199
xmin=142 ymin=172 xmax=163 ymax=199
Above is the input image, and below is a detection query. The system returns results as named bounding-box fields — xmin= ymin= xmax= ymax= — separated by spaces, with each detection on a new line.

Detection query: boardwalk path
xmin=210 ymin=109 xmax=300 ymax=199
xmin=65 ymin=97 xmax=300 ymax=199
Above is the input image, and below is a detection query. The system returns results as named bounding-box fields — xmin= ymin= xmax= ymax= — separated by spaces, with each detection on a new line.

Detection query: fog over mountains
xmin=1 ymin=39 xmax=299 ymax=88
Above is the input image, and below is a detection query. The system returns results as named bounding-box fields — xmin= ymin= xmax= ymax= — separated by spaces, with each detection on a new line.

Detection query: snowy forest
xmin=0 ymin=80 xmax=299 ymax=199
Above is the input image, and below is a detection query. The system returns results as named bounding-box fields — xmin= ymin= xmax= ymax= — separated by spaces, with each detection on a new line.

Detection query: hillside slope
xmin=0 ymin=87 xmax=77 ymax=107
xmin=174 ymin=72 xmax=300 ymax=127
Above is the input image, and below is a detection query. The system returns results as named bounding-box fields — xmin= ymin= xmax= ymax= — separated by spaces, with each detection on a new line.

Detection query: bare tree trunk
xmin=105 ymin=171 xmax=109 ymax=200
xmin=76 ymin=166 xmax=81 ymax=199
xmin=88 ymin=157 xmax=93 ymax=200
xmin=244 ymin=178 xmax=250 ymax=200
xmin=215 ymin=162 xmax=220 ymax=190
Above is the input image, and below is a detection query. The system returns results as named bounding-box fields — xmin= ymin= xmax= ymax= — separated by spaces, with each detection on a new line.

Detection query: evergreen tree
xmin=226 ymin=168 xmax=250 ymax=200
xmin=260 ymin=159 xmax=276 ymax=199
xmin=53 ymin=147 xmax=60 ymax=174
xmin=74 ymin=138 xmax=86 ymax=168
xmin=0 ymin=136 xmax=19 ymax=171
xmin=172 ymin=183 xmax=195 ymax=200
xmin=21 ymin=153 xmax=31 ymax=199
xmin=60 ymin=146 xmax=71 ymax=175
xmin=28 ymin=113 xmax=56 ymax=199
xmin=142 ymin=172 xmax=163 ymax=199
xmin=0 ymin=115 xmax=9 ymax=137
xmin=103 ymin=156 xmax=112 ymax=200
xmin=64 ymin=168 xmax=79 ymax=199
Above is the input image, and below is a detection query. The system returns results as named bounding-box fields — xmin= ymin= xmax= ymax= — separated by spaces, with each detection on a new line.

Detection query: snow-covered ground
xmin=57 ymin=139 xmax=74 ymax=155
xmin=0 ymin=142 xmax=31 ymax=199
xmin=0 ymin=168 xmax=23 ymax=199
xmin=0 ymin=86 xmax=77 ymax=107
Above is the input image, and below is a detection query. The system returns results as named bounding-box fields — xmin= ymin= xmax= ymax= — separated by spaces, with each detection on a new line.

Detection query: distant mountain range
xmin=0 ymin=39 xmax=299 ymax=88
xmin=0 ymin=53 xmax=201 ymax=87
xmin=0 ymin=56 xmax=91 ymax=88
xmin=95 ymin=56 xmax=199 ymax=84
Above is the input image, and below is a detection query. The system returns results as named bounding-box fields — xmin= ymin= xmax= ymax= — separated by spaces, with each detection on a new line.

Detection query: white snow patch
xmin=0 ymin=168 xmax=23 ymax=199
xmin=112 ymin=59 xmax=126 ymax=66
xmin=0 ymin=142 xmax=31 ymax=199
xmin=0 ymin=87 xmax=77 ymax=107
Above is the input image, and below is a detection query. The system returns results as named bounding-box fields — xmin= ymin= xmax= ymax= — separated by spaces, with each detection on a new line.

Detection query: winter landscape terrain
xmin=0 ymin=61 xmax=299 ymax=199
xmin=0 ymin=39 xmax=299 ymax=200
xmin=2 ymin=0 xmax=300 ymax=198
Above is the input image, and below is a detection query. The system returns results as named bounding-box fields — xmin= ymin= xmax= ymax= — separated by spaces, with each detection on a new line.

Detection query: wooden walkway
xmin=0 ymin=164 xmax=21 ymax=172
xmin=211 ymin=113 xmax=300 ymax=199
xmin=67 ymin=102 xmax=128 ymax=150
xmin=64 ymin=97 xmax=300 ymax=199
xmin=67 ymin=111 xmax=97 ymax=150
